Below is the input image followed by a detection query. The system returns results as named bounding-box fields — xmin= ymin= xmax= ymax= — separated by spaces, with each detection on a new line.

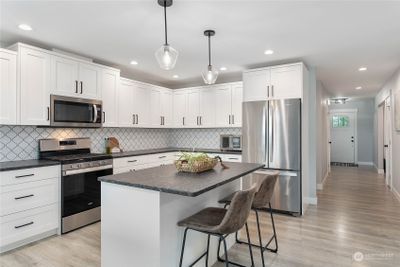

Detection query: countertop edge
xmin=0 ymin=160 xmax=60 ymax=172
xmin=110 ymin=148 xmax=242 ymax=158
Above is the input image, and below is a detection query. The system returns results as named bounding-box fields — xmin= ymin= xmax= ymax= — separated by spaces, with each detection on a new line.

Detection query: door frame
xmin=329 ymin=109 xmax=358 ymax=164
xmin=382 ymin=96 xmax=393 ymax=189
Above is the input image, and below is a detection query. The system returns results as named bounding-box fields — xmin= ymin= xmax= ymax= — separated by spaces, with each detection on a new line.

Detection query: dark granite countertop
xmin=0 ymin=159 xmax=60 ymax=172
xmin=99 ymin=162 xmax=263 ymax=197
xmin=110 ymin=147 xmax=242 ymax=158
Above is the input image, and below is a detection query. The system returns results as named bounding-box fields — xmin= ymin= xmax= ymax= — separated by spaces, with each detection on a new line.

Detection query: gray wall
xmin=329 ymin=98 xmax=375 ymax=164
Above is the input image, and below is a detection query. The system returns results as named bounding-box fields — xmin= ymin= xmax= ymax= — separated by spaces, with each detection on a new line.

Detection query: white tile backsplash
xmin=0 ymin=126 xmax=242 ymax=162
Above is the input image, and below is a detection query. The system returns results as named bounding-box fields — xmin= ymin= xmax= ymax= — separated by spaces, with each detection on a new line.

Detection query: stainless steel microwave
xmin=220 ymin=135 xmax=242 ymax=151
xmin=50 ymin=95 xmax=103 ymax=128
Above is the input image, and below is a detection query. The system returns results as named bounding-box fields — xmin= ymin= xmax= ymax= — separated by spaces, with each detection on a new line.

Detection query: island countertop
xmin=99 ymin=162 xmax=264 ymax=197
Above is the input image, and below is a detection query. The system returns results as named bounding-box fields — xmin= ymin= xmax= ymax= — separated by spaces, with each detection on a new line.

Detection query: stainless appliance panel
xmin=62 ymin=207 xmax=101 ymax=233
xmin=242 ymin=101 xmax=267 ymax=165
xmin=268 ymin=99 xmax=301 ymax=170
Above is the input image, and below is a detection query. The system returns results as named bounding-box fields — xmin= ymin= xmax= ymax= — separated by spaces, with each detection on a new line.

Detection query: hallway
xmin=214 ymin=166 xmax=400 ymax=267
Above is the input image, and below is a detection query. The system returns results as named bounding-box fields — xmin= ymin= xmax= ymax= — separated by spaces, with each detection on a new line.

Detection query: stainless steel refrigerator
xmin=242 ymin=99 xmax=301 ymax=215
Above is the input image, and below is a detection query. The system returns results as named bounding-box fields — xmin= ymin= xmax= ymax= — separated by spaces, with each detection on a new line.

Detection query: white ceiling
xmin=1 ymin=1 xmax=400 ymax=97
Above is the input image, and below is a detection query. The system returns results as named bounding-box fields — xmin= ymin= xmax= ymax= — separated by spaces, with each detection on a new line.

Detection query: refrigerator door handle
xmin=269 ymin=103 xmax=274 ymax=163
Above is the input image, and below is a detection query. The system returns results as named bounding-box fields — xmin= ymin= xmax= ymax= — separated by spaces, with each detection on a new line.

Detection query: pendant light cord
xmin=164 ymin=1 xmax=168 ymax=45
xmin=208 ymin=34 xmax=211 ymax=67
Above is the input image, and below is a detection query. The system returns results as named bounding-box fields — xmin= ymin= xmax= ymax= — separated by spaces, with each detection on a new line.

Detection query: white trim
xmin=317 ymin=171 xmax=329 ymax=190
xmin=304 ymin=197 xmax=318 ymax=205
xmin=374 ymin=164 xmax=385 ymax=174
xmin=357 ymin=161 xmax=374 ymax=166
xmin=393 ymin=187 xmax=400 ymax=203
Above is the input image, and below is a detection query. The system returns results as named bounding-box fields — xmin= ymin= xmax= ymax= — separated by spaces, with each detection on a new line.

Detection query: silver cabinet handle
xmin=75 ymin=80 xmax=78 ymax=93
xmin=228 ymin=157 xmax=239 ymax=160
xmin=103 ymin=111 xmax=106 ymax=123
xmin=232 ymin=115 xmax=234 ymax=124
xmin=182 ymin=117 xmax=185 ymax=126
xmin=15 ymin=221 xmax=34 ymax=229
xmin=136 ymin=114 xmax=139 ymax=125
xmin=271 ymin=85 xmax=274 ymax=97
xmin=127 ymin=160 xmax=137 ymax=163
xmin=80 ymin=81 xmax=83 ymax=94
xmin=267 ymin=85 xmax=270 ymax=97
xmin=133 ymin=114 xmax=135 ymax=125
xmin=15 ymin=174 xmax=34 ymax=178
xmin=200 ymin=116 xmax=202 ymax=125
xmin=158 ymin=156 xmax=167 ymax=159
xmin=47 ymin=107 xmax=50 ymax=121
xmin=15 ymin=194 xmax=34 ymax=200
xmin=229 ymin=115 xmax=231 ymax=124
xmin=197 ymin=116 xmax=199 ymax=125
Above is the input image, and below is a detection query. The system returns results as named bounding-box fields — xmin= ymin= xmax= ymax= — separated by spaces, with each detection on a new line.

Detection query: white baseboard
xmin=304 ymin=197 xmax=318 ymax=205
xmin=374 ymin=163 xmax=385 ymax=174
xmin=317 ymin=171 xmax=329 ymax=191
xmin=393 ymin=187 xmax=400 ymax=203
xmin=358 ymin=161 xmax=374 ymax=166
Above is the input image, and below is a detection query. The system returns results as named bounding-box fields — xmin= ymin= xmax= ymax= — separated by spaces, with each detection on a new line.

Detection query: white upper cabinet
xmin=149 ymin=87 xmax=173 ymax=127
xmin=243 ymin=63 xmax=304 ymax=101
xmin=215 ymin=85 xmax=232 ymax=127
xmin=199 ymin=87 xmax=216 ymax=127
xmin=243 ymin=70 xmax=270 ymax=101
xmin=231 ymin=83 xmax=243 ymax=126
xmin=132 ymin=83 xmax=151 ymax=127
xmin=51 ymin=55 xmax=101 ymax=100
xmin=0 ymin=49 xmax=17 ymax=125
xmin=186 ymin=89 xmax=201 ymax=127
xmin=269 ymin=64 xmax=302 ymax=99
xmin=173 ymin=90 xmax=187 ymax=127
xmin=19 ymin=46 xmax=51 ymax=126
xmin=118 ymin=79 xmax=134 ymax=127
xmin=102 ymin=69 xmax=120 ymax=127
xmin=150 ymin=88 xmax=161 ymax=127
xmin=160 ymin=90 xmax=173 ymax=127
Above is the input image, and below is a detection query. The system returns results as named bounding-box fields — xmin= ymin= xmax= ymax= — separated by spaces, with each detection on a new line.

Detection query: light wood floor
xmin=1 ymin=166 xmax=399 ymax=267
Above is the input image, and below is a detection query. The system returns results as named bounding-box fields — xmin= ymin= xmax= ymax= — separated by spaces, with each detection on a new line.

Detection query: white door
xmin=270 ymin=64 xmax=302 ymax=99
xmin=199 ymin=87 xmax=216 ymax=127
xmin=186 ymin=89 xmax=200 ymax=127
xmin=118 ymin=79 xmax=134 ymax=127
xmin=173 ymin=90 xmax=187 ymax=127
xmin=78 ymin=63 xmax=101 ymax=99
xmin=51 ymin=55 xmax=79 ymax=97
xmin=150 ymin=88 xmax=161 ymax=127
xmin=20 ymin=47 xmax=51 ymax=126
xmin=243 ymin=70 xmax=270 ymax=101
xmin=231 ymin=83 xmax=243 ymax=127
xmin=330 ymin=111 xmax=357 ymax=163
xmin=161 ymin=90 xmax=173 ymax=127
xmin=102 ymin=69 xmax=119 ymax=127
xmin=0 ymin=50 xmax=17 ymax=125
xmin=133 ymin=83 xmax=150 ymax=127
xmin=383 ymin=98 xmax=392 ymax=188
xmin=215 ymin=85 xmax=231 ymax=127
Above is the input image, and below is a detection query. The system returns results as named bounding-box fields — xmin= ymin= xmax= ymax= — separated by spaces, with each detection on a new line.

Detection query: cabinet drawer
xmin=0 ymin=179 xmax=58 ymax=216
xmin=113 ymin=155 xmax=151 ymax=169
xmin=147 ymin=152 xmax=177 ymax=163
xmin=0 ymin=166 xmax=60 ymax=187
xmin=0 ymin=204 xmax=58 ymax=247
xmin=113 ymin=164 xmax=148 ymax=174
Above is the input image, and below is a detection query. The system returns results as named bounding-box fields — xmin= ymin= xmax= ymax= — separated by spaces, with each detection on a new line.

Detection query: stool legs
xmin=179 ymin=228 xmax=189 ymax=267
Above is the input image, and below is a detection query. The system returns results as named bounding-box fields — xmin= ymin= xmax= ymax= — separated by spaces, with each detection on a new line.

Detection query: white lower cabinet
xmin=0 ymin=165 xmax=60 ymax=253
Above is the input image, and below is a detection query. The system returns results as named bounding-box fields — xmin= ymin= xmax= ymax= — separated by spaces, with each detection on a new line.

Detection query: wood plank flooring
xmin=1 ymin=166 xmax=399 ymax=267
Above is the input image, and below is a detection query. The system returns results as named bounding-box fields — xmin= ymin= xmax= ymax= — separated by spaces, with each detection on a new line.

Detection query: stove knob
xmin=77 ymin=164 xmax=82 ymax=168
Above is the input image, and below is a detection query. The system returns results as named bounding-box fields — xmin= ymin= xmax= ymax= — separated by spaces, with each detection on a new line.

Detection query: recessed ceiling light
xmin=355 ymin=86 xmax=362 ymax=90
xmin=130 ymin=60 xmax=138 ymax=65
xmin=220 ymin=67 xmax=227 ymax=71
xmin=358 ymin=67 xmax=367 ymax=71
xmin=264 ymin=49 xmax=274 ymax=55
xmin=172 ymin=75 xmax=179 ymax=79
xmin=18 ymin=24 xmax=32 ymax=31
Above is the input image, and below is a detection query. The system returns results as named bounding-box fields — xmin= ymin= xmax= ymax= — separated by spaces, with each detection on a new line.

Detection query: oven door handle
xmin=63 ymin=165 xmax=113 ymax=176
xmin=93 ymin=104 xmax=98 ymax=123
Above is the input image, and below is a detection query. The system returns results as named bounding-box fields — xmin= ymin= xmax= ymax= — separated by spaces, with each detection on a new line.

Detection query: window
xmin=332 ymin=115 xmax=350 ymax=128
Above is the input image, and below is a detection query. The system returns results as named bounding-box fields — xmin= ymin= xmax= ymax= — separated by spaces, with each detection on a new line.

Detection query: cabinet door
xmin=199 ymin=87 xmax=216 ymax=127
xmin=270 ymin=64 xmax=302 ymax=99
xmin=133 ymin=83 xmax=151 ymax=127
xmin=161 ymin=90 xmax=173 ymax=127
xmin=173 ymin=90 xmax=187 ymax=127
xmin=102 ymin=69 xmax=119 ymax=127
xmin=231 ymin=83 xmax=243 ymax=127
xmin=215 ymin=85 xmax=232 ymax=127
xmin=20 ymin=47 xmax=51 ymax=126
xmin=118 ymin=79 xmax=134 ymax=127
xmin=186 ymin=89 xmax=200 ymax=127
xmin=78 ymin=63 xmax=101 ymax=99
xmin=243 ymin=70 xmax=270 ymax=101
xmin=150 ymin=88 xmax=161 ymax=127
xmin=0 ymin=50 xmax=17 ymax=125
xmin=51 ymin=55 xmax=79 ymax=97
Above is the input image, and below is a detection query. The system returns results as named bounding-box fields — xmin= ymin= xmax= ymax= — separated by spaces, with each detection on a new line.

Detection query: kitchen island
xmin=99 ymin=162 xmax=263 ymax=267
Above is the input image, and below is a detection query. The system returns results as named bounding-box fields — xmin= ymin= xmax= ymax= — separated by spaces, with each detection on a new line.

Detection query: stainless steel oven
xmin=50 ymin=95 xmax=103 ymax=128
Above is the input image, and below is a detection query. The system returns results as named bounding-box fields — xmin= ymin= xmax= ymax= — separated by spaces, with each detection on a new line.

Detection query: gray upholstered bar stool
xmin=177 ymin=185 xmax=257 ymax=267
xmin=219 ymin=174 xmax=279 ymax=267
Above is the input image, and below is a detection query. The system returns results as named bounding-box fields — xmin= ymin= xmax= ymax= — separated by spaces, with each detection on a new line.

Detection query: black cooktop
xmin=41 ymin=153 xmax=112 ymax=164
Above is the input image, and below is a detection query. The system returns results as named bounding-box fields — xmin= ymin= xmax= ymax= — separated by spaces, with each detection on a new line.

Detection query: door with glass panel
xmin=330 ymin=110 xmax=357 ymax=163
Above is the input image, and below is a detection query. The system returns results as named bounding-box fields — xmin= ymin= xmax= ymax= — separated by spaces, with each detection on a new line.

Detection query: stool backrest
xmin=252 ymin=173 xmax=278 ymax=208
xmin=216 ymin=185 xmax=257 ymax=235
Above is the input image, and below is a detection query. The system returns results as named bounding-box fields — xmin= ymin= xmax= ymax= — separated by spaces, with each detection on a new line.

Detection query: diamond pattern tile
xmin=0 ymin=125 xmax=242 ymax=162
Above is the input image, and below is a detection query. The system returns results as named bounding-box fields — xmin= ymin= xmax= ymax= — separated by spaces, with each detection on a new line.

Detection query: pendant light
xmin=155 ymin=0 xmax=178 ymax=70
xmin=202 ymin=30 xmax=218 ymax=84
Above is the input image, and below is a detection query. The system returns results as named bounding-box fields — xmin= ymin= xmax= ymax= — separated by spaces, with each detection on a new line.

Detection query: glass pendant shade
xmin=155 ymin=44 xmax=178 ymax=70
xmin=202 ymin=65 xmax=219 ymax=85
